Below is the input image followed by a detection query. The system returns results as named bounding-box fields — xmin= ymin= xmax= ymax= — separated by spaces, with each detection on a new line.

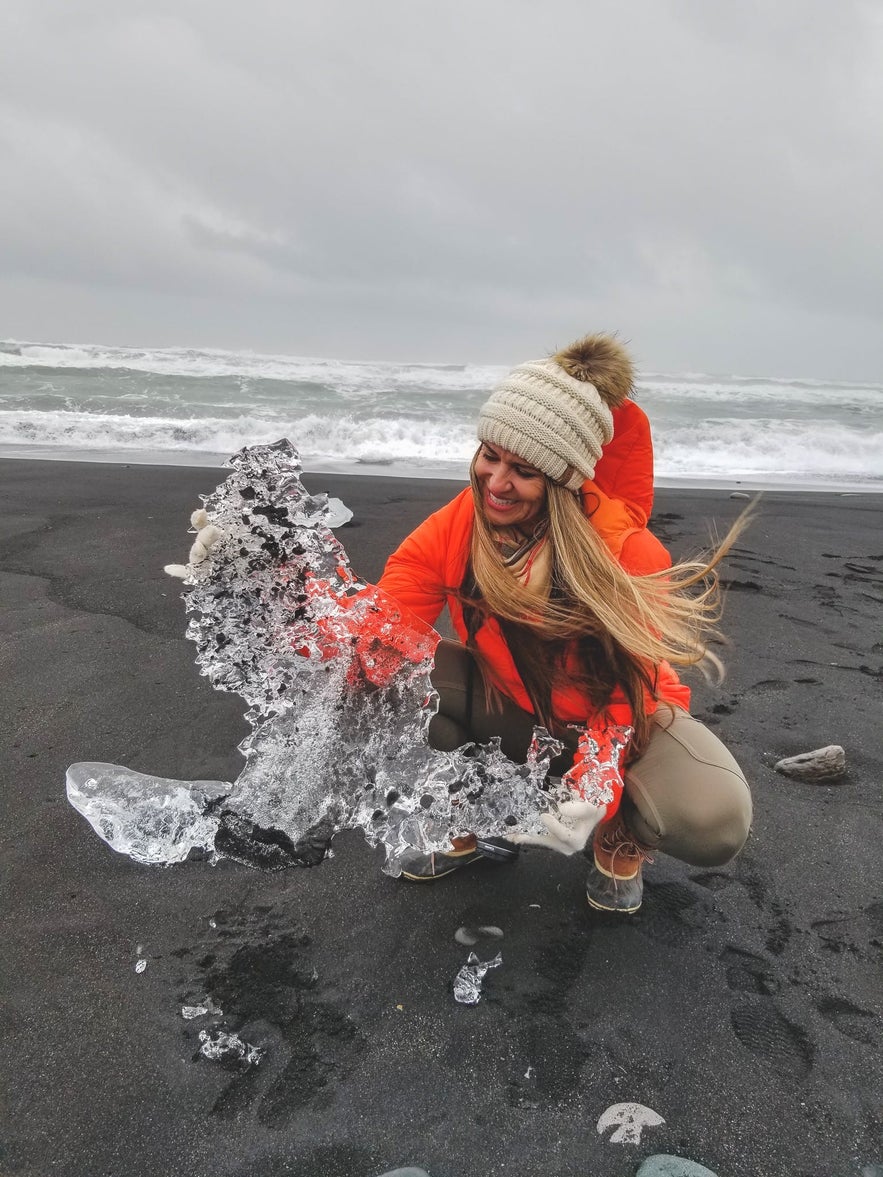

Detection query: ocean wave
xmin=2 ymin=338 xmax=881 ymax=487
xmin=0 ymin=340 xmax=504 ymax=394
xmin=0 ymin=408 xmax=479 ymax=467
xmin=655 ymin=418 xmax=883 ymax=480
xmin=4 ymin=339 xmax=879 ymax=408
xmin=638 ymin=376 xmax=883 ymax=406
xmin=1 ymin=407 xmax=880 ymax=485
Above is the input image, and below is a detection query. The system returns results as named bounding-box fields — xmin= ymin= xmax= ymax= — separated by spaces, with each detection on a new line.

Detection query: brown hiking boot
xmin=586 ymin=811 xmax=653 ymax=914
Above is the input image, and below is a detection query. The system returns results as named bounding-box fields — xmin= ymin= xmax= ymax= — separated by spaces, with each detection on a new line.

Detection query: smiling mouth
xmin=487 ymin=491 xmax=518 ymax=509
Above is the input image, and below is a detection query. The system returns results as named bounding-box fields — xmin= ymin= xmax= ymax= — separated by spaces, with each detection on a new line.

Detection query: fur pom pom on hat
xmin=477 ymin=333 xmax=635 ymax=491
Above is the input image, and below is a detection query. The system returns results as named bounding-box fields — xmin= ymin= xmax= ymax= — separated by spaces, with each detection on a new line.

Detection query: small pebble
xmin=637 ymin=1158 xmax=719 ymax=1177
xmin=454 ymin=925 xmax=504 ymax=946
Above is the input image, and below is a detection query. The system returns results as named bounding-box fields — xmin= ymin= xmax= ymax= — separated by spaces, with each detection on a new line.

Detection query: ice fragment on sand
xmin=134 ymin=959 xmax=147 ymax=974
xmin=597 ymin=1102 xmax=666 ymax=1144
xmin=324 ymin=497 xmax=353 ymax=527
xmin=66 ymin=763 xmax=229 ymax=865
xmin=181 ymin=998 xmax=222 ymax=1020
xmin=198 ymin=1029 xmax=263 ymax=1066
xmin=453 ymin=952 xmax=502 ymax=1005
xmin=636 ymin=1158 xmax=718 ymax=1177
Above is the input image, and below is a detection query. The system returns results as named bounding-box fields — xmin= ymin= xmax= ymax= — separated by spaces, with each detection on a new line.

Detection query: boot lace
xmin=597 ymin=819 xmax=654 ymax=869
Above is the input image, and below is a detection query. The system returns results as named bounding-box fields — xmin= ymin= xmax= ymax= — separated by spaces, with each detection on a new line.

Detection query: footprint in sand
xmin=814 ymin=995 xmax=878 ymax=1046
xmin=729 ymin=999 xmax=814 ymax=1079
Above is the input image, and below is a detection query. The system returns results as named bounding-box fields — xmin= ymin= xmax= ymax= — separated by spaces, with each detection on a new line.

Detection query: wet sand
xmin=1 ymin=458 xmax=881 ymax=1177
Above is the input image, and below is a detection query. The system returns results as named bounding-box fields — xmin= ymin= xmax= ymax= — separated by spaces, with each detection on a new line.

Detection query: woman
xmin=377 ymin=334 xmax=751 ymax=913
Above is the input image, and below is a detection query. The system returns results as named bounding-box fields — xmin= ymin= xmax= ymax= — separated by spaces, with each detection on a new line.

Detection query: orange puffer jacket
xmin=378 ymin=480 xmax=691 ymax=731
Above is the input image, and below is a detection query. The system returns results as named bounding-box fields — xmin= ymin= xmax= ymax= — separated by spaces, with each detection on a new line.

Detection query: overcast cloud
xmin=2 ymin=0 xmax=882 ymax=377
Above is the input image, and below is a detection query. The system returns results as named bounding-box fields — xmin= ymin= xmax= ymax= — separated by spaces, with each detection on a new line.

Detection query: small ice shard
xmin=524 ymin=1065 xmax=534 ymax=1079
xmin=774 ymin=745 xmax=847 ymax=783
xmin=597 ymin=1102 xmax=666 ymax=1144
xmin=636 ymin=1158 xmax=718 ymax=1177
xmin=198 ymin=1029 xmax=263 ymax=1066
xmin=453 ymin=951 xmax=502 ymax=1005
xmin=374 ymin=1169 xmax=431 ymax=1177
xmin=135 ymin=959 xmax=147 ymax=974
xmin=477 ymin=925 xmax=503 ymax=938
xmin=182 ymin=1000 xmax=222 ymax=1019
xmin=454 ymin=927 xmax=479 ymax=946
xmin=324 ymin=497 xmax=353 ymax=528
xmin=66 ymin=763 xmax=229 ymax=864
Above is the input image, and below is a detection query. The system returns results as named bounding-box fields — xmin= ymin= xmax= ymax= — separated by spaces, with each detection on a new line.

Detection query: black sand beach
xmin=2 ymin=458 xmax=881 ymax=1177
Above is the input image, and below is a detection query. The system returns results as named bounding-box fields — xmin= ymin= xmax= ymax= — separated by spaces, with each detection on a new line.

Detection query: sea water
xmin=1 ymin=339 xmax=881 ymax=489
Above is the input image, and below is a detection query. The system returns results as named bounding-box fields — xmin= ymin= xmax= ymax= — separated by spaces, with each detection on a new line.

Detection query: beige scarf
xmin=494 ymin=519 xmax=552 ymax=599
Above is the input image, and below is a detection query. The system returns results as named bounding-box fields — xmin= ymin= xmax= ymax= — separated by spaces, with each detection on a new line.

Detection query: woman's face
xmin=474 ymin=442 xmax=547 ymax=529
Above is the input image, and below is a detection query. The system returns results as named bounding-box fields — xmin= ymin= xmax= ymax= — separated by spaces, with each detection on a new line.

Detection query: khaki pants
xmin=429 ymin=640 xmax=751 ymax=867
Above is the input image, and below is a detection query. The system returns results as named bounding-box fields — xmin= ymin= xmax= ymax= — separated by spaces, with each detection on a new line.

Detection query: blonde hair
xmin=466 ymin=453 xmax=750 ymax=747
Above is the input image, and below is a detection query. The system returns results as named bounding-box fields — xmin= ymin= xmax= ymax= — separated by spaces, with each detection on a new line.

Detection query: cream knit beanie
xmin=476 ymin=334 xmax=634 ymax=491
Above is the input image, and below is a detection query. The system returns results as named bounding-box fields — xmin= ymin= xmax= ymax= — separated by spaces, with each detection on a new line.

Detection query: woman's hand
xmin=509 ymin=798 xmax=606 ymax=856
xmin=164 ymin=509 xmax=225 ymax=579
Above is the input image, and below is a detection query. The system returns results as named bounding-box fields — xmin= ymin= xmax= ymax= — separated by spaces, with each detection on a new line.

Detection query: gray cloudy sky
xmin=2 ymin=0 xmax=882 ymax=378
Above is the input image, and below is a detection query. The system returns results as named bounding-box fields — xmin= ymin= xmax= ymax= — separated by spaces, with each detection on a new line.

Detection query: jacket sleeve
xmin=377 ymin=492 xmax=469 ymax=628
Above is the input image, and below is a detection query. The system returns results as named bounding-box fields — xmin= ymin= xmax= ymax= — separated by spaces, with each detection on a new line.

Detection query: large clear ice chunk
xmin=66 ymin=440 xmax=631 ymax=873
xmin=65 ymin=763 xmax=228 ymax=865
